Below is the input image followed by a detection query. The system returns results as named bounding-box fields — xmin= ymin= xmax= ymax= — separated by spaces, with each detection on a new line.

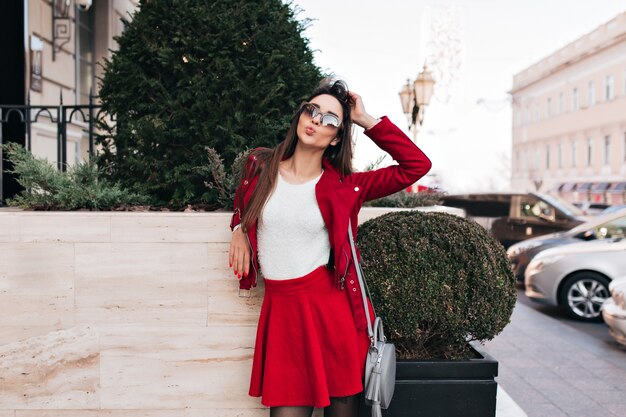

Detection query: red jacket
xmin=230 ymin=116 xmax=432 ymax=330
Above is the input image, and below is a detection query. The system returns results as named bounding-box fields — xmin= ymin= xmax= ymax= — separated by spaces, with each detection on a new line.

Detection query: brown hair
xmin=239 ymin=79 xmax=354 ymax=232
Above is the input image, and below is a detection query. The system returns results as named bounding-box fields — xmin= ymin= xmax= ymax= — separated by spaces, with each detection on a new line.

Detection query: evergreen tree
xmin=98 ymin=0 xmax=322 ymax=208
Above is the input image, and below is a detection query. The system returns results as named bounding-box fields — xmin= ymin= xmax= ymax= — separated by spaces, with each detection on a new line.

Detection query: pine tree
xmin=97 ymin=0 xmax=322 ymax=208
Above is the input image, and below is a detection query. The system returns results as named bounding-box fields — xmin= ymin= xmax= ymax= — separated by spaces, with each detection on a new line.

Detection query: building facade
xmin=510 ymin=12 xmax=626 ymax=205
xmin=0 ymin=0 xmax=137 ymax=203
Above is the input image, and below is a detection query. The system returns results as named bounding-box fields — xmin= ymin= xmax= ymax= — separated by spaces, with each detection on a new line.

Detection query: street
xmin=516 ymin=287 xmax=620 ymax=348
xmin=482 ymin=288 xmax=626 ymax=417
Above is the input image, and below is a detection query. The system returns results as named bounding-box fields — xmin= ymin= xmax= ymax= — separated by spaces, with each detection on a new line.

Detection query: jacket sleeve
xmin=229 ymin=151 xmax=260 ymax=231
xmin=348 ymin=116 xmax=432 ymax=202
xmin=230 ymin=188 xmax=243 ymax=232
xmin=230 ymin=177 xmax=245 ymax=232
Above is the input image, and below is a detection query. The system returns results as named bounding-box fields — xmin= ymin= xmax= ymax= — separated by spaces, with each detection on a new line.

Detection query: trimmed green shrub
xmin=97 ymin=0 xmax=323 ymax=209
xmin=199 ymin=147 xmax=251 ymax=211
xmin=365 ymin=190 xmax=444 ymax=208
xmin=357 ymin=211 xmax=516 ymax=359
xmin=1 ymin=143 xmax=149 ymax=210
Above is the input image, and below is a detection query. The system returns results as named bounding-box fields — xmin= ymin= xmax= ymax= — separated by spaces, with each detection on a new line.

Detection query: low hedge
xmin=1 ymin=142 xmax=149 ymax=210
xmin=364 ymin=190 xmax=444 ymax=208
xmin=357 ymin=210 xmax=516 ymax=359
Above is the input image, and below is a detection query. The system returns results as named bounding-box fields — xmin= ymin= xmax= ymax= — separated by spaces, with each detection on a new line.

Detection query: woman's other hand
xmin=229 ymin=227 xmax=250 ymax=279
xmin=348 ymin=92 xmax=379 ymax=130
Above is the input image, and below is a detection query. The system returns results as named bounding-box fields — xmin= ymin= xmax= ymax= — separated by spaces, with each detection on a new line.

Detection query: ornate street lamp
xmin=399 ymin=64 xmax=436 ymax=141
xmin=52 ymin=0 xmax=93 ymax=61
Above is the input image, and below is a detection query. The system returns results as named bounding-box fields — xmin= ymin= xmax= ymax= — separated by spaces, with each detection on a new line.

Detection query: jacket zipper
xmin=340 ymin=249 xmax=350 ymax=289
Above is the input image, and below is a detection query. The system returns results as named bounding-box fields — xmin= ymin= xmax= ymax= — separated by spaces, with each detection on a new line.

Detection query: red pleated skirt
xmin=249 ymin=265 xmax=372 ymax=408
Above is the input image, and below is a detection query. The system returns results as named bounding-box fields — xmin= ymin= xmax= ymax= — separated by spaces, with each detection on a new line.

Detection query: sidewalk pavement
xmin=484 ymin=300 xmax=626 ymax=417
xmin=497 ymin=385 xmax=528 ymax=417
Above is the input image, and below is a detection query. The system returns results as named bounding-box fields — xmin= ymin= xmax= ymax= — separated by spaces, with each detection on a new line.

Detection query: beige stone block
xmin=206 ymin=298 xmax=263 ymax=326
xmin=18 ymin=213 xmax=110 ymax=242
xmin=0 ymin=243 xmax=73 ymax=286
xmin=207 ymin=273 xmax=263 ymax=326
xmin=99 ymin=326 xmax=258 ymax=409
xmin=185 ymin=409 xmax=269 ymax=417
xmin=207 ymin=243 xmax=230 ymax=270
xmin=183 ymin=409 xmax=322 ymax=417
xmin=0 ymin=326 xmax=71 ymax=347
xmin=0 ymin=326 xmax=99 ymax=409
xmin=0 ymin=213 xmax=20 ymax=242
xmin=0 ymin=412 xmax=14 ymax=417
xmin=0 ymin=292 xmax=74 ymax=328
xmin=15 ymin=411 xmax=185 ymax=417
xmin=110 ymin=213 xmax=232 ymax=243
xmin=0 ymin=243 xmax=74 ymax=327
xmin=74 ymin=243 xmax=207 ymax=325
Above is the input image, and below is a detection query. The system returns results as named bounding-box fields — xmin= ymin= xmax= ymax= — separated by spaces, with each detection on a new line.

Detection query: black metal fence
xmin=0 ymin=92 xmax=109 ymax=172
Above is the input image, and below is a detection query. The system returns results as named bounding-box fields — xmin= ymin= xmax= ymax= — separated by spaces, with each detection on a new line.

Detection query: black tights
xmin=269 ymin=394 xmax=359 ymax=417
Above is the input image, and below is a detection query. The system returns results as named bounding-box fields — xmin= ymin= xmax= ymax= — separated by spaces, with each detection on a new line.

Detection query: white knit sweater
xmin=257 ymin=171 xmax=330 ymax=280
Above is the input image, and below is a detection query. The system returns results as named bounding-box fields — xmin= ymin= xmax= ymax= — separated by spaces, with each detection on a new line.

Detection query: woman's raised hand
xmin=229 ymin=227 xmax=250 ymax=279
xmin=348 ymin=92 xmax=379 ymax=130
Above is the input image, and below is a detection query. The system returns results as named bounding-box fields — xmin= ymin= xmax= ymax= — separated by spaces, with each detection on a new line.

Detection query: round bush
xmin=357 ymin=211 xmax=516 ymax=359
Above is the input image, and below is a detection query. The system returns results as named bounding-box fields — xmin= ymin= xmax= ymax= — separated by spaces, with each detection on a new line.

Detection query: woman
xmin=229 ymin=79 xmax=431 ymax=417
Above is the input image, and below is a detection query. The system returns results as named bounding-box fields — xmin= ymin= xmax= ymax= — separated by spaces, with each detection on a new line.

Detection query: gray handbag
xmin=348 ymin=220 xmax=396 ymax=417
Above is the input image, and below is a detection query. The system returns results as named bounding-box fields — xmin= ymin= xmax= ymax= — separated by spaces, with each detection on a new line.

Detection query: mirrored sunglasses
xmin=301 ymin=103 xmax=341 ymax=128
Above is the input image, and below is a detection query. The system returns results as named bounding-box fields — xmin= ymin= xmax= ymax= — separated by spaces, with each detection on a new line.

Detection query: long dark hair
xmin=239 ymin=79 xmax=354 ymax=231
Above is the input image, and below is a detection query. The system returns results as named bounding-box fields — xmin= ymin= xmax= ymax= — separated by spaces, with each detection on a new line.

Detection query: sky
xmin=292 ymin=0 xmax=626 ymax=193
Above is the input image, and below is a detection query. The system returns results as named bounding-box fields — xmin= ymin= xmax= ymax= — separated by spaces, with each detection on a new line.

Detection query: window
xmin=535 ymin=103 xmax=540 ymax=122
xmin=520 ymin=196 xmax=555 ymax=222
xmin=591 ymin=216 xmax=626 ymax=239
xmin=534 ymin=148 xmax=539 ymax=170
xmin=558 ymin=142 xmax=563 ymax=169
xmin=558 ymin=92 xmax=564 ymax=114
xmin=515 ymin=150 xmax=520 ymax=173
xmin=571 ymin=140 xmax=577 ymax=167
xmin=546 ymin=144 xmax=550 ymax=169
xmin=572 ymin=88 xmax=579 ymax=110
xmin=546 ymin=98 xmax=551 ymax=117
xmin=587 ymin=137 xmax=593 ymax=166
xmin=605 ymin=75 xmax=614 ymax=101
xmin=588 ymin=81 xmax=595 ymax=107
xmin=76 ymin=7 xmax=95 ymax=104
xmin=604 ymin=135 xmax=611 ymax=165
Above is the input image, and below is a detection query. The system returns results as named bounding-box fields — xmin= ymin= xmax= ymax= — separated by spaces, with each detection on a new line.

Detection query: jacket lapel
xmin=317 ymin=160 xmax=362 ymax=272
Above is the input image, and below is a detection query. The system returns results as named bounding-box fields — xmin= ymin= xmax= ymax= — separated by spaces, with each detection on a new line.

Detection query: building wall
xmin=26 ymin=0 xmax=137 ymax=166
xmin=511 ymin=12 xmax=626 ymax=204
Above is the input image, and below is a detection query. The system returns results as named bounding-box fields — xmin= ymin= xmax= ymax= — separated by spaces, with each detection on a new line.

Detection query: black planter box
xmin=359 ymin=342 xmax=498 ymax=417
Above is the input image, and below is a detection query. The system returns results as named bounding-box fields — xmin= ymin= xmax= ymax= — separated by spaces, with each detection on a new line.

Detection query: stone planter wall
xmin=0 ymin=206 xmax=461 ymax=416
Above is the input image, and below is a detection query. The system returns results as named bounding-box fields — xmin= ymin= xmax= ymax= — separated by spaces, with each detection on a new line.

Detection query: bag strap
xmin=348 ymin=219 xmax=377 ymax=343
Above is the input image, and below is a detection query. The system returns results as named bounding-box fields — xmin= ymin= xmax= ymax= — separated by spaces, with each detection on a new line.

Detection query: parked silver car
xmin=508 ymin=208 xmax=626 ymax=283
xmin=525 ymin=238 xmax=626 ymax=321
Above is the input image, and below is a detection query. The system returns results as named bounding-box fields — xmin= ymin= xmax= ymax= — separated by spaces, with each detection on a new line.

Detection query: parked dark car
xmin=507 ymin=208 xmax=626 ymax=283
xmin=441 ymin=192 xmax=588 ymax=249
